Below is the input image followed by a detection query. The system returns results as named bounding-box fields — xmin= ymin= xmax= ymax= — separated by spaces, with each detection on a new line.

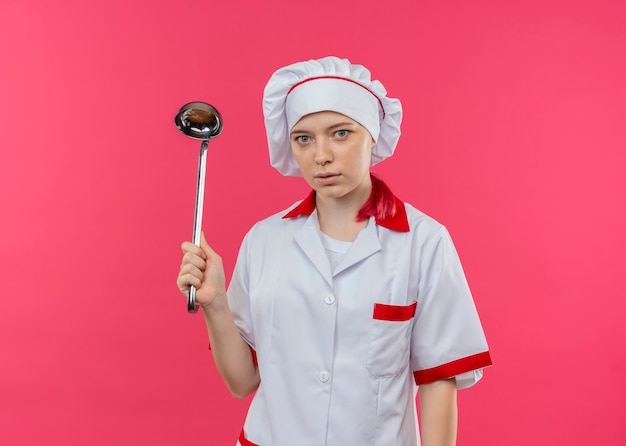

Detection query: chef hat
xmin=263 ymin=56 xmax=403 ymax=177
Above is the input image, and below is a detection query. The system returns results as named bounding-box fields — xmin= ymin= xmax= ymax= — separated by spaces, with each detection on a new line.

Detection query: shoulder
xmin=398 ymin=202 xmax=467 ymax=270
xmin=400 ymin=202 xmax=447 ymax=237
xmin=393 ymin=202 xmax=462 ymax=260
xmin=241 ymin=199 xmax=308 ymax=244
xmin=256 ymin=199 xmax=306 ymax=228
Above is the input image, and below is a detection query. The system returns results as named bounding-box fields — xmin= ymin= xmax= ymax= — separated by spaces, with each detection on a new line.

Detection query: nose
xmin=314 ymin=139 xmax=333 ymax=165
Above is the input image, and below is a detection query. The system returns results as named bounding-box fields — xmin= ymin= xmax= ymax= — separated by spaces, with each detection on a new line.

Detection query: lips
xmin=314 ymin=172 xmax=340 ymax=179
xmin=314 ymin=172 xmax=340 ymax=184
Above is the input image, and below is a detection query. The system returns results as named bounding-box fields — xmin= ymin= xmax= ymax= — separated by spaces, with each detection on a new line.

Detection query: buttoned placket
xmin=291 ymin=213 xmax=385 ymax=424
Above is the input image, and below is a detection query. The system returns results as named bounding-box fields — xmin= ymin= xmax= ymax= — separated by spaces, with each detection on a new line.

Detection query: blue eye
xmin=296 ymin=135 xmax=310 ymax=144
xmin=335 ymin=130 xmax=349 ymax=138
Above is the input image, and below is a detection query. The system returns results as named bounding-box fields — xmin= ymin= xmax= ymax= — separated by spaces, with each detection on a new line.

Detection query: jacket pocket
xmin=366 ymin=301 xmax=417 ymax=377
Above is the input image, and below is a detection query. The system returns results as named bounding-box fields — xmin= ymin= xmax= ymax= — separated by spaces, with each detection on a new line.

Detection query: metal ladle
xmin=174 ymin=102 xmax=223 ymax=313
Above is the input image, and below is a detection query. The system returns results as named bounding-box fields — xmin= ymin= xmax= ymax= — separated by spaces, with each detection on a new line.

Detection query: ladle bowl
xmin=174 ymin=102 xmax=223 ymax=141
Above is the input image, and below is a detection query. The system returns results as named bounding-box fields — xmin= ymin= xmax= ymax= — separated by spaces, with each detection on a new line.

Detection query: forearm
xmin=202 ymin=294 xmax=260 ymax=399
xmin=419 ymin=379 xmax=458 ymax=446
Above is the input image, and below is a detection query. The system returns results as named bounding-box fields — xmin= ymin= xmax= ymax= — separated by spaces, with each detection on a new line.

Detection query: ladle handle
xmin=188 ymin=139 xmax=209 ymax=313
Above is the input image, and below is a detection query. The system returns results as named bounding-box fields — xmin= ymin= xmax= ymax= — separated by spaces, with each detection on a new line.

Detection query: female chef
xmin=177 ymin=56 xmax=492 ymax=446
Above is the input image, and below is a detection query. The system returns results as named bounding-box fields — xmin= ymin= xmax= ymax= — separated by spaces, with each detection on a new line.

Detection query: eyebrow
xmin=290 ymin=121 xmax=357 ymax=135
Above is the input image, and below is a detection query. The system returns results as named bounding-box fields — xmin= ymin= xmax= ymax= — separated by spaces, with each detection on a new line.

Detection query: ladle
xmin=174 ymin=102 xmax=223 ymax=313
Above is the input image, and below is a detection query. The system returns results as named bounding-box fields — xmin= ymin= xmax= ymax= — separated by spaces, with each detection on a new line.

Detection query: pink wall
xmin=1 ymin=0 xmax=624 ymax=444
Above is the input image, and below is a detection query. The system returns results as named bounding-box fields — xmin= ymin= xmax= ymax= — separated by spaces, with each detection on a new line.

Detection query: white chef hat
xmin=263 ymin=56 xmax=403 ymax=177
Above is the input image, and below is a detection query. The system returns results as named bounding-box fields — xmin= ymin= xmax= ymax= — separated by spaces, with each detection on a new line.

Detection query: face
xmin=290 ymin=111 xmax=376 ymax=203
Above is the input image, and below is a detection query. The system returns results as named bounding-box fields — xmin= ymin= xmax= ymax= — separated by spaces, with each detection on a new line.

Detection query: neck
xmin=315 ymin=176 xmax=372 ymax=241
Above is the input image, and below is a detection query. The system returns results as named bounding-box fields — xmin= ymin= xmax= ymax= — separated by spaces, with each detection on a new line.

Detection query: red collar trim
xmin=283 ymin=190 xmax=317 ymax=218
xmin=282 ymin=190 xmax=410 ymax=232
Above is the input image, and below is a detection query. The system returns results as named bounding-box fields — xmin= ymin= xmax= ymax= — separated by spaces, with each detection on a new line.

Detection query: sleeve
xmin=410 ymin=225 xmax=492 ymax=389
xmin=226 ymin=226 xmax=257 ymax=351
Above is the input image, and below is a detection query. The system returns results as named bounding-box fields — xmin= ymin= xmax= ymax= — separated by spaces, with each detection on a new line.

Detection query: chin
xmin=317 ymin=186 xmax=353 ymax=199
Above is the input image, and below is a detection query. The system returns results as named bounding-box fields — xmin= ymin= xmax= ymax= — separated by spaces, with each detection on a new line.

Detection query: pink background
xmin=1 ymin=0 xmax=624 ymax=444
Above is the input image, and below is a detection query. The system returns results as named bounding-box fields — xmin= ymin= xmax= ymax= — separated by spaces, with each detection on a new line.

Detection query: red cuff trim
xmin=249 ymin=347 xmax=258 ymax=367
xmin=239 ymin=428 xmax=259 ymax=446
xmin=413 ymin=351 xmax=492 ymax=385
xmin=373 ymin=301 xmax=417 ymax=321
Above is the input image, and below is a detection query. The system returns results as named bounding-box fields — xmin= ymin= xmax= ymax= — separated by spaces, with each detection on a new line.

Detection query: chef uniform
xmin=227 ymin=57 xmax=492 ymax=446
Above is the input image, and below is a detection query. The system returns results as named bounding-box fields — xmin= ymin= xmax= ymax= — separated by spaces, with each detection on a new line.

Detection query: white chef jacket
xmin=227 ymin=191 xmax=491 ymax=446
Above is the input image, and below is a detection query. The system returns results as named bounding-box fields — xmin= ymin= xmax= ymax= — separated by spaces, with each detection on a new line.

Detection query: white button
xmin=319 ymin=371 xmax=330 ymax=383
xmin=324 ymin=294 xmax=336 ymax=305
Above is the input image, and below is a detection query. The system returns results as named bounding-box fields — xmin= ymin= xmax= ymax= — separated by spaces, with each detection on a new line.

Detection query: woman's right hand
xmin=177 ymin=233 xmax=260 ymax=398
xmin=177 ymin=232 xmax=227 ymax=309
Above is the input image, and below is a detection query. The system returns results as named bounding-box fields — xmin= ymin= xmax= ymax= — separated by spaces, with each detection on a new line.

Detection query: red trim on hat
xmin=373 ymin=301 xmax=417 ymax=321
xmin=239 ymin=429 xmax=260 ymax=446
xmin=287 ymin=75 xmax=386 ymax=118
xmin=282 ymin=189 xmax=409 ymax=232
xmin=413 ymin=351 xmax=493 ymax=385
